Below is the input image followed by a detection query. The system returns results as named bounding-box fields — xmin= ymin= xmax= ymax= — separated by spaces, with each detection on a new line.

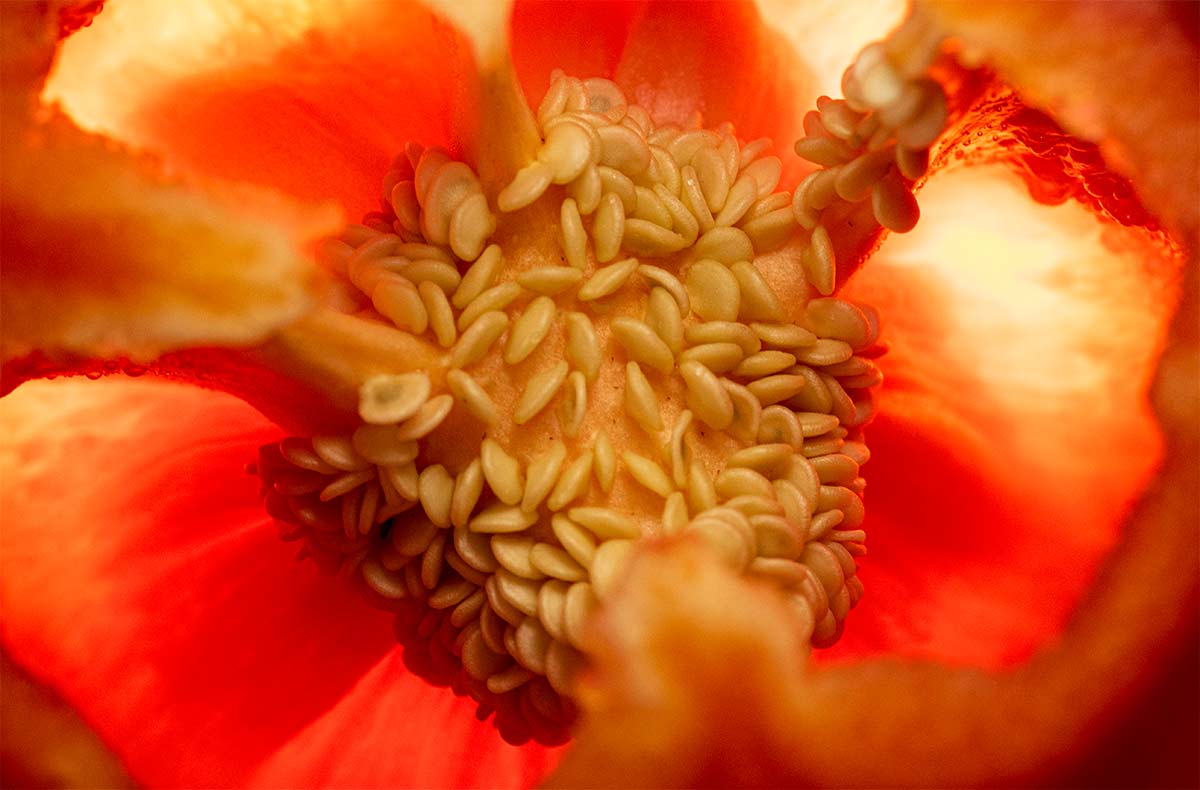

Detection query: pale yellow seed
xmin=453 ymin=243 xmax=503 ymax=309
xmin=384 ymin=462 xmax=419 ymax=501
xmin=804 ymin=226 xmax=837 ymax=296
xmin=557 ymin=370 xmax=588 ymax=439
xmin=808 ymin=508 xmax=845 ymax=541
xmin=693 ymin=145 xmax=731 ymax=213
xmin=669 ymin=409 xmax=693 ymax=487
xmin=785 ymin=455 xmax=822 ymax=512
xmin=685 ymin=259 xmax=741 ymax=322
xmin=583 ymin=431 xmax=616 ymax=496
xmin=611 ymin=317 xmax=674 ymax=374
xmin=734 ymin=350 xmax=797 ymax=379
xmin=530 ymin=543 xmax=587 ymax=583
xmin=418 ymin=280 xmax=457 ymax=348
xmin=663 ymin=491 xmax=689 ymax=535
xmin=648 ymin=284 xmax=686 ymax=355
xmin=623 ymin=218 xmax=687 ymax=256
xmin=737 ymin=137 xmax=771 ymax=169
xmin=774 ymin=478 xmax=813 ymax=534
xmin=746 ymin=192 xmax=792 ymax=223
xmin=680 ymin=342 xmax=744 ymax=373
xmin=793 ymin=135 xmax=855 ymax=167
xmin=486 ymin=574 xmax=525 ymax=626
xmin=494 ymin=567 xmax=541 ymax=616
xmin=741 ymin=156 xmax=783 ymax=198
xmin=351 ymin=424 xmax=418 ymax=466
xmin=515 ymin=361 xmax=569 ymax=425
xmin=759 ymin=405 xmax=805 ymax=450
xmin=279 ymin=438 xmax=337 ymax=474
xmin=597 ymin=165 xmax=637 ymax=212
xmin=358 ymin=372 xmax=431 ymax=425
xmin=538 ymin=74 xmax=572 ymax=126
xmin=693 ymin=226 xmax=754 ymax=264
xmin=449 ymin=311 xmax=509 ymax=369
xmin=680 ymin=359 xmax=734 ymax=429
xmin=414 ymin=464 xmax=454 ymax=528
xmin=512 ymin=617 xmax=553 ymax=675
xmin=312 ymin=435 xmax=369 ymax=473
xmin=689 ymin=515 xmax=753 ymax=571
xmin=622 ymin=451 xmax=674 ymax=498
xmin=521 ymin=441 xmax=567 ymax=514
xmin=516 ymin=266 xmax=584 ymax=296
xmin=538 ymin=579 xmax=570 ymax=642
xmin=714 ymin=173 xmax=758 ymax=227
xmin=653 ymin=183 xmax=699 ymax=244
xmin=551 ymin=513 xmax=597 ymax=569
xmin=402 ymin=259 xmax=462 ymax=293
xmin=592 ymin=192 xmax=625 ymax=263
xmin=570 ymin=163 xmax=603 ymax=215
xmin=446 ymin=369 xmax=499 ymax=426
xmin=686 ymin=321 xmax=761 ymax=354
xmin=730 ymin=260 xmax=785 ymax=322
xmin=420 ymin=160 xmax=478 ymax=244
xmin=680 ymin=164 xmax=716 ymax=233
xmin=795 ymin=338 xmax=854 ymax=367
xmin=811 ymin=453 xmax=861 ymax=486
xmin=714 ymin=466 xmax=776 ymax=500
xmin=547 ymin=450 xmax=594 ymax=511
xmin=638 ymin=265 xmax=690 ymax=315
xmin=320 ymin=468 xmax=375 ymax=502
xmin=396 ymin=241 xmax=453 ymax=264
xmin=505 ymin=296 xmax=557 ymax=365
xmin=753 ymin=513 xmax=805 ymax=560
xmin=741 ymin=207 xmax=796 ymax=253
xmin=469 ymin=504 xmax=539 ymax=534
xmin=449 ymin=191 xmax=495 ymax=263
xmin=623 ymin=361 xmax=664 ymax=433
xmin=564 ymin=581 xmax=599 ymax=650
xmin=835 ymin=146 xmax=895 ymax=202
xmin=492 ymin=534 xmax=545 ymax=580
xmin=372 ymin=275 xmax=428 ymax=334
xmin=540 ymin=120 xmax=594 ymax=184
xmin=559 ymin=197 xmax=589 ymax=270
xmin=498 ymin=160 xmax=554 ymax=212
xmin=481 ymin=438 xmax=524 ymax=505
xmin=632 ymin=185 xmax=673 ymax=227
xmin=751 ymin=321 xmax=817 ymax=349
xmin=597 ymin=122 xmax=651 ymax=176
xmin=722 ymin=378 xmax=763 ymax=444
xmin=727 ymin=443 xmax=795 ymax=478
xmin=565 ymin=311 xmax=603 ymax=382
xmin=747 ymin=373 xmax=808 ymax=406
xmin=590 ymin=539 xmax=635 ymax=601
xmin=687 ymin=457 xmax=718 ymax=514
xmin=545 ymin=637 xmax=582 ymax=697
xmin=799 ymin=411 xmax=842 ymax=437
xmin=668 ymin=128 xmax=716 ymax=166
xmin=725 ymin=494 xmax=784 ymax=518
xmin=456 ymin=281 xmax=522 ymax=331
xmin=453 ymin=518 xmax=498 ymax=571
xmin=578 ymin=256 xmax=639 ymax=301
xmin=650 ymin=146 xmax=682 ymax=196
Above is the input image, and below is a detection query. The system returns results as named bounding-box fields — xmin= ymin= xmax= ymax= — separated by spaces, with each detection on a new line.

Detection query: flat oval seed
xmin=896 ymin=145 xmax=930 ymax=180
xmin=590 ymin=540 xmax=635 ymax=601
xmin=481 ymin=438 xmax=524 ymax=505
xmin=592 ymin=192 xmax=625 ymax=263
xmin=798 ymin=411 xmax=842 ymax=438
xmin=449 ymin=191 xmax=495 ymax=263
xmin=751 ymin=322 xmax=817 ymax=349
xmin=612 ymin=317 xmax=674 ymax=374
xmin=687 ymin=457 xmax=718 ymax=514
xmin=693 ymin=145 xmax=731 ymax=212
xmin=747 ymin=373 xmax=808 ymax=406
xmin=453 ymin=522 xmax=498 ymax=572
xmin=806 ymin=225 xmax=835 ymax=296
xmin=680 ymin=164 xmax=716 ymax=233
xmin=418 ymin=464 xmax=455 ymax=527
xmin=597 ymin=165 xmax=637 ymax=212
xmin=805 ymin=297 xmax=872 ymax=349
xmin=622 ymin=452 xmax=675 ymax=498
xmin=402 ymin=259 xmax=462 ymax=293
xmin=714 ymin=466 xmax=776 ymax=500
xmin=734 ymin=350 xmax=797 ymax=379
xmin=522 ymin=441 xmax=568 ymax=513
xmin=686 ymin=259 xmax=741 ymax=322
xmin=514 ymin=360 xmax=569 ymax=425
xmin=835 ymin=146 xmax=896 ymax=202
xmin=569 ymin=506 xmax=641 ymax=540
xmin=371 ymin=275 xmax=428 ymax=333
xmin=450 ymin=311 xmax=509 ymax=369
xmin=492 ymin=534 xmax=545 ymax=580
xmin=538 ymin=579 xmax=570 ymax=641
xmin=795 ymin=338 xmax=854 ymax=367
xmin=624 ymin=362 xmax=664 ymax=433
xmin=450 ymin=459 xmax=485 ymax=530
xmin=689 ymin=517 xmax=753 ymax=571
xmin=359 ymin=372 xmax=431 ymax=425
xmin=692 ymin=226 xmax=754 ymax=264
xmin=623 ymin=218 xmax=687 ymax=256
xmin=505 ymin=296 xmax=558 ymax=365
xmin=494 ymin=568 xmax=541 ymax=616
xmin=559 ymin=197 xmax=589 ymax=270
xmin=741 ymin=156 xmax=783 ymax=198
xmin=498 ymin=160 xmax=554 ymax=212
xmin=638 ymin=265 xmax=690 ymax=315
xmin=469 ymin=504 xmax=538 ymax=534
xmin=418 ymin=280 xmax=457 ymax=348
xmin=653 ymin=183 xmax=699 ymax=244
xmin=593 ymin=429 xmax=617 ymax=493
xmin=540 ymin=121 xmax=593 ymax=184
xmin=446 ymin=369 xmax=499 ymax=425
xmin=563 ymin=583 xmax=599 ymax=653
xmin=551 ymin=513 xmax=597 ymax=568
xmin=722 ymin=379 xmax=763 ymax=444
xmin=669 ymin=410 xmax=693 ymax=487
xmin=632 ymin=185 xmax=673 ymax=227
xmin=597 ymin=122 xmax=651 ymax=175
xmin=801 ymin=540 xmax=845 ymax=599
xmin=645 ymin=286 xmax=684 ymax=355
xmin=512 ymin=617 xmax=553 ymax=674
xmin=752 ymin=514 xmax=805 ymax=560
xmin=453 ymin=243 xmax=503 ymax=309
xmin=530 ymin=543 xmax=587 ymax=583
xmin=580 ymin=258 xmax=640 ymax=303
xmin=680 ymin=342 xmax=744 ymax=374
xmin=786 ymin=365 xmax=833 ymax=414
xmin=686 ymin=321 xmax=761 ymax=354
xmin=663 ymin=491 xmax=690 ymax=535
xmin=516 ymin=266 xmax=584 ymax=295
xmin=746 ymin=192 xmax=792 ymax=223
xmin=715 ymin=173 xmax=758 ymax=227
xmin=727 ymin=443 xmax=795 ymax=478
xmin=547 ymin=450 xmax=594 ymax=511
xmin=457 ymin=281 xmax=522 ymax=331
xmin=680 ymin=360 xmax=734 ymax=430
xmin=741 ymin=207 xmax=796 ymax=254
xmin=793 ymin=136 xmax=854 ymax=167
xmin=351 ymin=424 xmax=418 ymax=466
xmin=811 ymin=453 xmax=861 ymax=486
xmin=731 ymin=260 xmax=785 ymax=322
xmin=557 ymin=370 xmax=587 ymax=438
xmin=569 ymin=163 xmax=603 ymax=215
xmin=565 ymin=311 xmax=603 ymax=382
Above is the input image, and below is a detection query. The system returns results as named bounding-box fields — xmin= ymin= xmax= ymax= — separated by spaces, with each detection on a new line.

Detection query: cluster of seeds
xmin=255 ymin=26 xmax=945 ymax=742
